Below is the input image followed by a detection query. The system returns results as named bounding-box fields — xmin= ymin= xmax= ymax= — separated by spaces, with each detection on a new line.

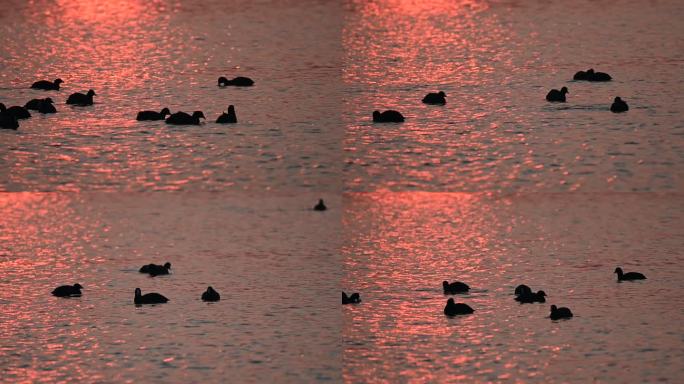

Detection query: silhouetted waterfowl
xmin=614 ymin=267 xmax=646 ymax=281
xmin=546 ymin=87 xmax=568 ymax=102
xmin=550 ymin=305 xmax=573 ymax=320
xmin=52 ymin=283 xmax=83 ymax=297
xmin=342 ymin=292 xmax=361 ymax=304
xmin=573 ymin=69 xmax=612 ymax=82
xmin=25 ymin=97 xmax=53 ymax=110
xmin=217 ymin=76 xmax=254 ymax=87
xmin=136 ymin=108 xmax=170 ymax=121
xmin=610 ymin=97 xmax=629 ymax=113
xmin=422 ymin=91 xmax=446 ymax=105
xmin=514 ymin=284 xmax=532 ymax=296
xmin=0 ymin=103 xmax=31 ymax=119
xmin=0 ymin=107 xmax=19 ymax=130
xmin=444 ymin=298 xmax=474 ymax=316
xmin=39 ymin=101 xmax=57 ymax=114
xmin=373 ymin=110 xmax=404 ymax=123
xmin=139 ymin=262 xmax=171 ymax=276
xmin=134 ymin=288 xmax=168 ymax=304
xmin=443 ymin=280 xmax=470 ymax=294
xmin=165 ymin=111 xmax=205 ymax=125
xmin=216 ymin=105 xmax=237 ymax=123
xmin=314 ymin=199 xmax=327 ymax=211
xmin=31 ymin=78 xmax=63 ymax=90
xmin=66 ymin=90 xmax=96 ymax=106
xmin=201 ymin=286 xmax=220 ymax=301
xmin=515 ymin=290 xmax=546 ymax=303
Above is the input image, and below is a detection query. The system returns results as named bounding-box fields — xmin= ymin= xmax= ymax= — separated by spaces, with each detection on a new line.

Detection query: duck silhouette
xmin=443 ymin=280 xmax=470 ymax=294
xmin=137 ymin=108 xmax=170 ymax=121
xmin=166 ymin=111 xmax=205 ymax=125
xmin=614 ymin=267 xmax=646 ymax=281
xmin=314 ymin=199 xmax=327 ymax=211
xmin=342 ymin=292 xmax=361 ymax=304
xmin=0 ymin=103 xmax=31 ymax=119
xmin=422 ymin=91 xmax=446 ymax=105
xmin=52 ymin=283 xmax=83 ymax=297
xmin=218 ymin=76 xmax=254 ymax=87
xmin=610 ymin=97 xmax=629 ymax=113
xmin=514 ymin=284 xmax=532 ymax=296
xmin=201 ymin=286 xmax=221 ymax=301
xmin=573 ymin=69 xmax=612 ymax=81
xmin=31 ymin=78 xmax=63 ymax=90
xmin=25 ymin=98 xmax=53 ymax=110
xmin=546 ymin=87 xmax=568 ymax=102
xmin=66 ymin=90 xmax=96 ymax=106
xmin=216 ymin=105 xmax=237 ymax=123
xmin=373 ymin=110 xmax=404 ymax=123
xmin=550 ymin=305 xmax=573 ymax=320
xmin=134 ymin=288 xmax=168 ymax=304
xmin=139 ymin=262 xmax=171 ymax=276
xmin=515 ymin=290 xmax=546 ymax=303
xmin=444 ymin=298 xmax=474 ymax=316
xmin=0 ymin=107 xmax=19 ymax=130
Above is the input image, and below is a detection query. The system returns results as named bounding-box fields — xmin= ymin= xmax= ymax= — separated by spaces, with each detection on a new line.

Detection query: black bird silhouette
xmin=574 ymin=69 xmax=612 ymax=81
xmin=546 ymin=87 xmax=568 ymax=102
xmin=25 ymin=97 xmax=53 ymax=110
xmin=52 ymin=283 xmax=83 ymax=297
xmin=422 ymin=91 xmax=446 ymax=105
xmin=166 ymin=111 xmax=205 ymax=125
xmin=614 ymin=267 xmax=646 ymax=281
xmin=342 ymin=292 xmax=361 ymax=304
xmin=514 ymin=284 xmax=532 ymax=296
xmin=139 ymin=262 xmax=171 ymax=276
xmin=0 ymin=103 xmax=31 ymax=119
xmin=134 ymin=288 xmax=168 ymax=304
xmin=515 ymin=290 xmax=546 ymax=303
xmin=136 ymin=108 xmax=170 ymax=121
xmin=314 ymin=199 xmax=327 ymax=211
xmin=373 ymin=110 xmax=404 ymax=123
xmin=610 ymin=97 xmax=629 ymax=113
xmin=444 ymin=298 xmax=474 ymax=316
xmin=31 ymin=78 xmax=63 ymax=90
xmin=443 ymin=280 xmax=470 ymax=294
xmin=217 ymin=76 xmax=254 ymax=87
xmin=216 ymin=105 xmax=237 ymax=123
xmin=550 ymin=305 xmax=573 ymax=320
xmin=66 ymin=90 xmax=96 ymax=106
xmin=201 ymin=286 xmax=221 ymax=301
xmin=0 ymin=106 xmax=19 ymax=130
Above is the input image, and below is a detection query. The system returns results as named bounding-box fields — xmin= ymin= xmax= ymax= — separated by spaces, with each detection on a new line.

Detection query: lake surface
xmin=2 ymin=0 xmax=684 ymax=382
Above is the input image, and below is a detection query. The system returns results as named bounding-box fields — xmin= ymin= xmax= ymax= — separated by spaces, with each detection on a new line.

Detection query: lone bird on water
xmin=515 ymin=290 xmax=546 ymax=303
xmin=31 ymin=78 xmax=63 ymax=90
xmin=443 ymin=280 xmax=470 ymax=294
xmin=139 ymin=262 xmax=171 ymax=276
xmin=217 ymin=76 xmax=254 ymax=87
xmin=610 ymin=97 xmax=629 ymax=113
xmin=444 ymin=298 xmax=474 ymax=316
xmin=314 ymin=199 xmax=327 ymax=211
xmin=66 ymin=90 xmax=96 ymax=106
xmin=25 ymin=98 xmax=53 ymax=110
xmin=546 ymin=87 xmax=568 ymax=102
xmin=136 ymin=108 xmax=170 ymax=121
xmin=549 ymin=305 xmax=573 ymax=320
xmin=201 ymin=286 xmax=221 ymax=302
xmin=134 ymin=288 xmax=168 ymax=304
xmin=166 ymin=111 xmax=205 ymax=125
xmin=422 ymin=91 xmax=446 ymax=105
xmin=614 ymin=267 xmax=646 ymax=281
xmin=52 ymin=283 xmax=83 ymax=297
xmin=372 ymin=110 xmax=404 ymax=123
xmin=216 ymin=105 xmax=237 ymax=123
xmin=342 ymin=292 xmax=361 ymax=304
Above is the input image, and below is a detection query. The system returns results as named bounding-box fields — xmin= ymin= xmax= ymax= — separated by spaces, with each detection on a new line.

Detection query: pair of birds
xmin=0 ymin=98 xmax=59 ymax=129
xmin=372 ymin=90 xmax=447 ymax=123
xmin=136 ymin=106 xmax=237 ymax=125
xmin=442 ymin=280 xmax=475 ymax=315
xmin=546 ymin=87 xmax=629 ymax=112
xmin=30 ymin=77 xmax=96 ymax=105
xmin=514 ymin=284 xmax=571 ymax=319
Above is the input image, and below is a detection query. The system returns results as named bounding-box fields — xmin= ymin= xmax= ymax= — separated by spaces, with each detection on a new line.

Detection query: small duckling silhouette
xmin=610 ymin=97 xmax=629 ymax=113
xmin=442 ymin=280 xmax=470 ymax=294
xmin=422 ymin=91 xmax=446 ymax=105
xmin=373 ymin=110 xmax=404 ymax=123
xmin=201 ymin=286 xmax=221 ymax=301
xmin=217 ymin=76 xmax=254 ymax=87
xmin=444 ymin=298 xmax=474 ymax=316
xmin=546 ymin=87 xmax=568 ymax=102
xmin=52 ymin=283 xmax=83 ymax=297
xmin=614 ymin=267 xmax=645 ymax=281
xmin=314 ymin=199 xmax=327 ymax=211
xmin=216 ymin=105 xmax=237 ymax=123
xmin=134 ymin=288 xmax=168 ymax=304
xmin=549 ymin=304 xmax=573 ymax=320
xmin=66 ymin=90 xmax=96 ymax=106
xmin=31 ymin=78 xmax=63 ymax=90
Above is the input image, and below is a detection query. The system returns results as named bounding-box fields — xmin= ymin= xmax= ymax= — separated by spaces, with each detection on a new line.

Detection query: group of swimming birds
xmin=343 ymin=267 xmax=646 ymax=320
xmin=545 ymin=68 xmax=629 ymax=112
xmin=0 ymin=76 xmax=253 ymax=129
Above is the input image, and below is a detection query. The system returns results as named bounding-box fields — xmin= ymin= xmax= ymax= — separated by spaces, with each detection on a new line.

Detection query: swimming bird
xmin=573 ymin=69 xmax=612 ymax=82
xmin=139 ymin=262 xmax=171 ymax=276
xmin=39 ymin=101 xmax=57 ymax=114
xmin=0 ymin=108 xmax=19 ymax=130
xmin=373 ymin=110 xmax=404 ymax=123
xmin=134 ymin=288 xmax=168 ymax=304
xmin=546 ymin=87 xmax=568 ymax=102
xmin=218 ymin=76 xmax=254 ymax=87
xmin=443 ymin=280 xmax=470 ymax=294
xmin=444 ymin=298 xmax=474 ymax=316
xmin=514 ymin=284 xmax=532 ymax=296
xmin=422 ymin=91 xmax=446 ymax=105
xmin=165 ymin=111 xmax=205 ymax=125
xmin=614 ymin=267 xmax=646 ymax=281
xmin=31 ymin=78 xmax=63 ymax=90
xmin=201 ymin=286 xmax=221 ymax=301
xmin=66 ymin=90 xmax=96 ymax=106
xmin=136 ymin=108 xmax=170 ymax=121
xmin=0 ymin=103 xmax=31 ymax=119
xmin=52 ymin=283 xmax=83 ymax=297
xmin=515 ymin=290 xmax=546 ymax=303
xmin=342 ymin=292 xmax=361 ymax=304
xmin=610 ymin=97 xmax=629 ymax=113
xmin=216 ymin=105 xmax=237 ymax=123
xmin=549 ymin=305 xmax=573 ymax=320
xmin=25 ymin=97 xmax=53 ymax=110
xmin=314 ymin=199 xmax=327 ymax=211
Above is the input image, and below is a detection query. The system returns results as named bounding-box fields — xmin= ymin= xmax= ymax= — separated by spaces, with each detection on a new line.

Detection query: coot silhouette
xmin=422 ymin=91 xmax=446 ymax=105
xmin=25 ymin=97 xmax=53 ymax=110
xmin=38 ymin=100 xmax=57 ymax=114
xmin=0 ymin=107 xmax=19 ymax=130
xmin=443 ymin=280 xmax=470 ymax=294
xmin=201 ymin=286 xmax=221 ymax=301
xmin=614 ymin=267 xmax=646 ymax=281
xmin=217 ymin=76 xmax=254 ymax=87
xmin=0 ymin=104 xmax=31 ymax=119
xmin=514 ymin=284 xmax=532 ymax=296
xmin=139 ymin=262 xmax=171 ymax=276
xmin=573 ymin=69 xmax=612 ymax=81
xmin=165 ymin=111 xmax=205 ymax=125
xmin=515 ymin=290 xmax=546 ymax=303
xmin=444 ymin=298 xmax=474 ymax=316
xmin=546 ymin=87 xmax=568 ymax=102
xmin=314 ymin=199 xmax=327 ymax=211
xmin=373 ymin=110 xmax=404 ymax=123
xmin=342 ymin=292 xmax=361 ymax=304
xmin=216 ymin=105 xmax=237 ymax=123
xmin=52 ymin=283 xmax=83 ymax=297
xmin=134 ymin=288 xmax=168 ymax=304
xmin=66 ymin=90 xmax=96 ymax=106
xmin=610 ymin=97 xmax=629 ymax=113
xmin=136 ymin=108 xmax=170 ymax=121
xmin=550 ymin=304 xmax=573 ymax=320
xmin=31 ymin=78 xmax=63 ymax=90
